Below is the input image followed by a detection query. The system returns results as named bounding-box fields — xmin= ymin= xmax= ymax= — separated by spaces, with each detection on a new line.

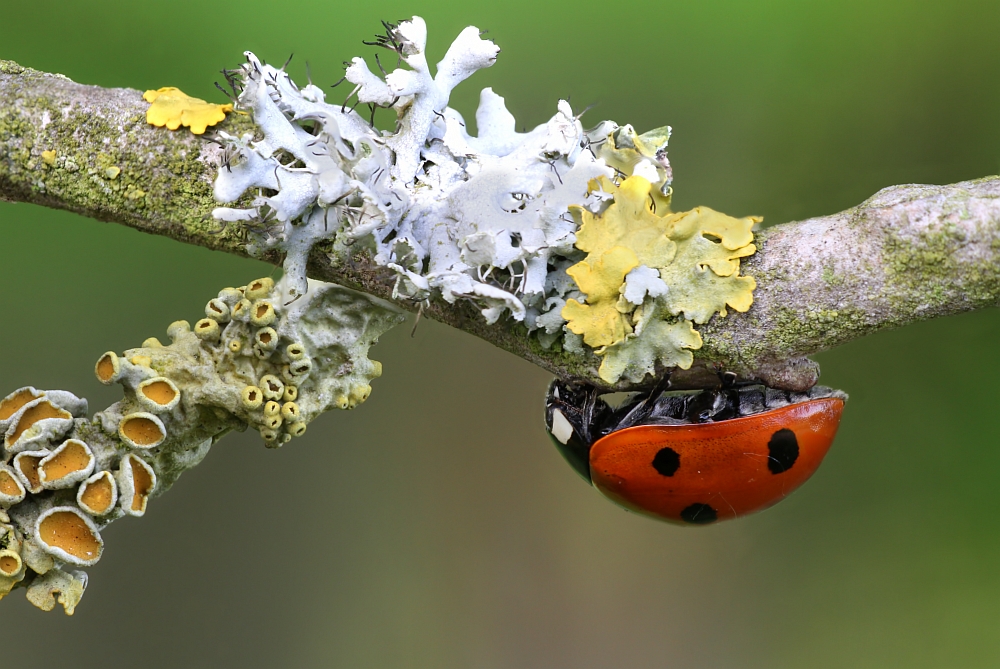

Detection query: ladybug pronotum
xmin=544 ymin=378 xmax=846 ymax=525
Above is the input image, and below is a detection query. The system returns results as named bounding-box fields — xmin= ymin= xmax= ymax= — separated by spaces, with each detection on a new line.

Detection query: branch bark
xmin=3 ymin=60 xmax=999 ymax=390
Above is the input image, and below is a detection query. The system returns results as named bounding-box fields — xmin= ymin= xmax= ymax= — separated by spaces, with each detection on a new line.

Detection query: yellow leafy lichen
xmin=594 ymin=126 xmax=673 ymax=211
xmin=143 ymin=87 xmax=233 ymax=135
xmin=658 ymin=207 xmax=758 ymax=323
xmin=573 ymin=176 xmax=676 ymax=267
xmin=563 ymin=246 xmax=639 ymax=348
xmin=562 ymin=175 xmax=759 ymax=384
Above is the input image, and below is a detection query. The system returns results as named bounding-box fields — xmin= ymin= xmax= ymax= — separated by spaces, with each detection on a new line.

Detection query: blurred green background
xmin=2 ymin=1 xmax=1000 ymax=667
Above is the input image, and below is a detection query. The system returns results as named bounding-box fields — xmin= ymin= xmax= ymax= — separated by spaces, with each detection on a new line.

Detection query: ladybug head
xmin=544 ymin=380 xmax=605 ymax=482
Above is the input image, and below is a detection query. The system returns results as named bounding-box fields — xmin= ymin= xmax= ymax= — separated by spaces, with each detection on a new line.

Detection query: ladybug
xmin=544 ymin=377 xmax=846 ymax=524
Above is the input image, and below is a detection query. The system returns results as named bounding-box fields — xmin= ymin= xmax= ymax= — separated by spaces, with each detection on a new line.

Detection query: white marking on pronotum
xmin=550 ymin=408 xmax=574 ymax=445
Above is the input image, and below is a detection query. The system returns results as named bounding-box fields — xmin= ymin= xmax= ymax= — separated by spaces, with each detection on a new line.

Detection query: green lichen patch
xmin=598 ymin=313 xmax=703 ymax=384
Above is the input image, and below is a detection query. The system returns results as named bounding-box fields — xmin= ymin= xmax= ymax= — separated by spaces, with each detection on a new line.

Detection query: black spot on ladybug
xmin=651 ymin=447 xmax=680 ymax=476
xmin=680 ymin=503 xmax=717 ymax=524
xmin=767 ymin=428 xmax=799 ymax=474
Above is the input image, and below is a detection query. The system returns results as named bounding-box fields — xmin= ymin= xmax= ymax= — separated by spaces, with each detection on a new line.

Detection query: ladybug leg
xmin=616 ymin=373 xmax=673 ymax=429
xmin=580 ymin=383 xmax=601 ymax=445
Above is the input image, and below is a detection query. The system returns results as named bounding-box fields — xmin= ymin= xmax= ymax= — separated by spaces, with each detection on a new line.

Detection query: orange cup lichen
xmin=137 ymin=377 xmax=180 ymax=411
xmin=77 ymin=471 xmax=117 ymax=516
xmin=39 ymin=440 xmax=95 ymax=489
xmin=120 ymin=454 xmax=156 ymax=516
xmin=5 ymin=400 xmax=72 ymax=449
xmin=13 ymin=451 xmax=47 ymax=494
xmin=94 ymin=352 xmax=120 ymax=385
xmin=0 ymin=466 xmax=26 ymax=504
xmin=0 ymin=387 xmax=43 ymax=421
xmin=118 ymin=413 xmax=166 ymax=449
xmin=36 ymin=507 xmax=103 ymax=566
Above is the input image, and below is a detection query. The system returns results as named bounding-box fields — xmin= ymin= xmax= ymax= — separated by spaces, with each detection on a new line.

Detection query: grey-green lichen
xmin=0 ymin=278 xmax=404 ymax=614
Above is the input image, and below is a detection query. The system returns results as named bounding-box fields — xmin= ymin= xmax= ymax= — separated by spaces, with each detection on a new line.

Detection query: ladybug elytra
xmin=544 ymin=378 xmax=846 ymax=525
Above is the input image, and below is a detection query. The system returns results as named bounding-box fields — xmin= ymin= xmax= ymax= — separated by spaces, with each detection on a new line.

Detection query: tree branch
xmin=3 ymin=60 xmax=999 ymax=390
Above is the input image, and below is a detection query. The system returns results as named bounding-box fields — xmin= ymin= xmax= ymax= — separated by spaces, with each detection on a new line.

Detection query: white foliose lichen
xmin=211 ymin=16 xmax=673 ymax=328
xmin=0 ymin=279 xmax=404 ymax=614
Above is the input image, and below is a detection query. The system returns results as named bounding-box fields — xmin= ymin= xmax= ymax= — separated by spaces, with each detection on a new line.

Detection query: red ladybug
xmin=544 ymin=377 xmax=846 ymax=524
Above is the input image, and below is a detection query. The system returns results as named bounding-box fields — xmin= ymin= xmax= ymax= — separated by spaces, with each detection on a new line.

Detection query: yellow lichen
xmin=562 ymin=175 xmax=758 ymax=383
xmin=142 ymin=87 xmax=233 ymax=135
xmin=656 ymin=207 xmax=757 ymax=323
xmin=40 ymin=150 xmax=56 ymax=166
xmin=594 ymin=126 xmax=673 ymax=211
xmin=563 ymin=246 xmax=639 ymax=348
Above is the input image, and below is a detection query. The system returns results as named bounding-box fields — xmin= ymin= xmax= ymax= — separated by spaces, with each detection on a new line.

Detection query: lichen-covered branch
xmin=0 ymin=277 xmax=403 ymax=613
xmin=2 ymin=43 xmax=999 ymax=392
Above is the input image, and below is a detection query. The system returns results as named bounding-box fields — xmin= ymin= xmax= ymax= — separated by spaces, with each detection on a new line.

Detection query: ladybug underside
xmin=545 ymin=380 xmax=847 ymax=525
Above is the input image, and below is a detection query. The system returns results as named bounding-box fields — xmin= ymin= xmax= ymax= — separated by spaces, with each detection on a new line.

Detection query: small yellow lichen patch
xmin=104 ymin=166 xmax=121 ymax=179
xmin=143 ymin=87 xmax=233 ymax=135
xmin=245 ymin=277 xmax=274 ymax=300
xmin=242 ymin=386 xmax=263 ymax=410
xmin=657 ymin=207 xmax=758 ymax=323
xmin=41 ymin=150 xmax=56 ymax=166
xmin=250 ymin=301 xmax=276 ymax=327
xmin=194 ymin=318 xmax=221 ymax=341
xmin=130 ymin=354 xmax=152 ymax=368
xmin=598 ymin=317 xmax=704 ymax=384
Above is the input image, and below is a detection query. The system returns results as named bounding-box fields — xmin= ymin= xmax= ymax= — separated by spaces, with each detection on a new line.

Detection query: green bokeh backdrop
xmin=2 ymin=1 xmax=1000 ymax=667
